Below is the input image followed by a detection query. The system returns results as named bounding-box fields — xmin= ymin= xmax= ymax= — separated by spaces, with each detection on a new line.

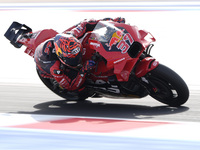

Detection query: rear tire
xmin=146 ymin=64 xmax=189 ymax=107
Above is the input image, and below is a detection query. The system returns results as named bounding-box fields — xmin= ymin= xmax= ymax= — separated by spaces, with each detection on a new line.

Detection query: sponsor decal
xmin=105 ymin=29 xmax=134 ymax=54
xmin=94 ymin=80 xmax=120 ymax=93
xmin=90 ymin=42 xmax=100 ymax=48
xmin=105 ymin=30 xmax=124 ymax=50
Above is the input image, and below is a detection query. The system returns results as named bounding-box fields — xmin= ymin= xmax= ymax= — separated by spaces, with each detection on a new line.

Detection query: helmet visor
xmin=59 ymin=52 xmax=82 ymax=67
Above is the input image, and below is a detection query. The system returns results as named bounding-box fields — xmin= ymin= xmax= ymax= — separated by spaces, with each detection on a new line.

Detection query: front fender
xmin=135 ymin=57 xmax=159 ymax=78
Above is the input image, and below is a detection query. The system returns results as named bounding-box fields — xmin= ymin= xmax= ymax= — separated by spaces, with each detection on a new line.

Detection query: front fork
xmin=135 ymin=57 xmax=159 ymax=78
xmin=140 ymin=76 xmax=161 ymax=95
xmin=134 ymin=57 xmax=159 ymax=94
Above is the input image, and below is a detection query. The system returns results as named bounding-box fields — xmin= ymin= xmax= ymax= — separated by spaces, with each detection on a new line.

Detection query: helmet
xmin=54 ymin=34 xmax=82 ymax=67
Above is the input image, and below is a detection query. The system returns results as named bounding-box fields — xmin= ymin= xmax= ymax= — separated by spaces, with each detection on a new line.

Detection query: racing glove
xmin=101 ymin=17 xmax=125 ymax=23
xmin=69 ymin=19 xmax=98 ymax=38
xmin=113 ymin=17 xmax=125 ymax=23
xmin=83 ymin=60 xmax=96 ymax=73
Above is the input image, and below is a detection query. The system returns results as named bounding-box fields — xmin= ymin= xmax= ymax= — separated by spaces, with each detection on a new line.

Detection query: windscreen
xmin=91 ymin=21 xmax=134 ymax=54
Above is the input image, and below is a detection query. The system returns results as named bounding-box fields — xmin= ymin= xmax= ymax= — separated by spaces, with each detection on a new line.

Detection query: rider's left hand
xmin=113 ymin=17 xmax=125 ymax=23
xmin=84 ymin=60 xmax=96 ymax=72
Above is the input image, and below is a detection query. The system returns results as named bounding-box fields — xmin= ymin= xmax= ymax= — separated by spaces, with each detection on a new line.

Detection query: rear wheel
xmin=144 ymin=64 xmax=189 ymax=107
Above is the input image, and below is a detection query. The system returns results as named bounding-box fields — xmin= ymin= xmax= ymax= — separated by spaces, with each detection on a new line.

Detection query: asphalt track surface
xmin=2 ymin=83 xmax=200 ymax=150
xmin=1 ymin=83 xmax=200 ymax=150
xmin=0 ymin=83 xmax=199 ymax=123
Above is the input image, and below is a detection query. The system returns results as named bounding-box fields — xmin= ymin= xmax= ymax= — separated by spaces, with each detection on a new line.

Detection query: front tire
xmin=145 ymin=64 xmax=189 ymax=107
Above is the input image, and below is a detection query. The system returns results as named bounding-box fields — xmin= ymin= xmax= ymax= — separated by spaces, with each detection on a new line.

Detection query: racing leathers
xmin=34 ymin=17 xmax=125 ymax=92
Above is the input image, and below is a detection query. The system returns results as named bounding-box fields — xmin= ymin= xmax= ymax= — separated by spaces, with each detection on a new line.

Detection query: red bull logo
xmin=105 ymin=29 xmax=134 ymax=54
xmin=105 ymin=30 xmax=124 ymax=50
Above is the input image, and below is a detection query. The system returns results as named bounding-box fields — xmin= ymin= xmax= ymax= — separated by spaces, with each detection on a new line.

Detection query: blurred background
xmin=0 ymin=0 xmax=199 ymax=90
xmin=0 ymin=2 xmax=200 ymax=149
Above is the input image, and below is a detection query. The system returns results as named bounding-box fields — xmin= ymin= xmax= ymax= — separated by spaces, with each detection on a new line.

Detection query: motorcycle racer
xmin=34 ymin=17 xmax=125 ymax=94
xmin=4 ymin=17 xmax=189 ymax=106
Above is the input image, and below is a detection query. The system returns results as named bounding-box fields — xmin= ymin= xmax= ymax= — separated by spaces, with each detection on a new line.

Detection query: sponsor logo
xmin=152 ymin=61 xmax=158 ymax=67
xmin=90 ymin=42 xmax=100 ymax=48
xmin=105 ymin=30 xmax=124 ymax=50
xmin=105 ymin=30 xmax=134 ymax=54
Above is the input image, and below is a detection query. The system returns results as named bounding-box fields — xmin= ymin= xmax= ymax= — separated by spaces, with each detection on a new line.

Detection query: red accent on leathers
xmin=113 ymin=17 xmax=125 ymax=23
xmin=50 ymin=60 xmax=87 ymax=91
xmin=37 ymin=64 xmax=53 ymax=79
xmin=37 ymin=18 xmax=125 ymax=91
xmin=70 ymin=19 xmax=98 ymax=39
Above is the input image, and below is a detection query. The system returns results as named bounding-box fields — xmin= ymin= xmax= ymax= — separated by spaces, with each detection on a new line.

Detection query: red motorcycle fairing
xmin=81 ymin=21 xmax=156 ymax=82
xmin=135 ymin=57 xmax=159 ymax=78
xmin=18 ymin=29 xmax=58 ymax=57
xmin=4 ymin=21 xmax=190 ymax=106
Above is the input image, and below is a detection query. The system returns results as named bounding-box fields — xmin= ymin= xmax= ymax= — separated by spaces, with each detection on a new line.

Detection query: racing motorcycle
xmin=4 ymin=21 xmax=189 ymax=107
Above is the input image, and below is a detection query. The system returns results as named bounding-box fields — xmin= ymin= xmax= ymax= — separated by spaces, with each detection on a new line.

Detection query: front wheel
xmin=144 ymin=64 xmax=189 ymax=107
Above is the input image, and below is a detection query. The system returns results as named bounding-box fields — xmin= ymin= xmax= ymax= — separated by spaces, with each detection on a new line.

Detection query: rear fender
xmin=135 ymin=57 xmax=159 ymax=78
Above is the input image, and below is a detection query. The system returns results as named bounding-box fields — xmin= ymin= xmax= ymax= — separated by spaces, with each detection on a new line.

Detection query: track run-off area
xmin=0 ymin=84 xmax=200 ymax=149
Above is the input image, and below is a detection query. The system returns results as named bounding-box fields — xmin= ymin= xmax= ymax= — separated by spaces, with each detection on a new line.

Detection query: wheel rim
xmin=144 ymin=64 xmax=189 ymax=106
xmin=148 ymin=77 xmax=178 ymax=103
